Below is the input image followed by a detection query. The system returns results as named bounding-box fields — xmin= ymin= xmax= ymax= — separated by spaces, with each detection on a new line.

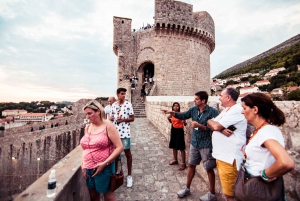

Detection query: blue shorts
xmin=85 ymin=162 xmax=115 ymax=193
xmin=121 ymin=138 xmax=131 ymax=150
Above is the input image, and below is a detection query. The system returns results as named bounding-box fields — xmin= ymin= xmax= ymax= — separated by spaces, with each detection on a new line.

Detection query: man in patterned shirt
xmin=162 ymin=91 xmax=218 ymax=201
xmin=109 ymin=88 xmax=135 ymax=187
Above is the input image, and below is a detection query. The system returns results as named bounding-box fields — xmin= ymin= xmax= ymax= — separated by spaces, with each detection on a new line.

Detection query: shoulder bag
xmin=106 ymin=125 xmax=124 ymax=192
xmin=234 ymin=159 xmax=285 ymax=201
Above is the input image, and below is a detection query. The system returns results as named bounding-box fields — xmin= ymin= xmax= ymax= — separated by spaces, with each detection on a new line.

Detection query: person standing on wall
xmin=162 ymin=91 xmax=219 ymax=201
xmin=140 ymin=84 xmax=146 ymax=103
xmin=104 ymin=97 xmax=116 ymax=119
xmin=109 ymin=88 xmax=135 ymax=187
xmin=80 ymin=100 xmax=123 ymax=201
xmin=207 ymin=88 xmax=247 ymax=201
xmin=166 ymin=102 xmax=187 ymax=171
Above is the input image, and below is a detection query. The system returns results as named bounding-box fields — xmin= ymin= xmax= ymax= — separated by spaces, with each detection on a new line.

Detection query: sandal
xmin=169 ymin=160 xmax=178 ymax=165
xmin=179 ymin=164 xmax=186 ymax=171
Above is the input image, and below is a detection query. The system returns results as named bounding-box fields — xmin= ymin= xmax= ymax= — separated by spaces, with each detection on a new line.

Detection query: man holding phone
xmin=162 ymin=91 xmax=218 ymax=201
xmin=207 ymin=88 xmax=247 ymax=201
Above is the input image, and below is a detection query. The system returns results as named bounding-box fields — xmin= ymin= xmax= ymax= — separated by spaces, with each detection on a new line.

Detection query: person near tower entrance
xmin=109 ymin=88 xmax=135 ymax=187
xmin=162 ymin=91 xmax=218 ymax=201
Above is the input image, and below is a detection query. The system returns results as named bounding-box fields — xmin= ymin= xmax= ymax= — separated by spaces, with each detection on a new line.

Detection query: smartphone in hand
xmin=227 ymin=125 xmax=236 ymax=131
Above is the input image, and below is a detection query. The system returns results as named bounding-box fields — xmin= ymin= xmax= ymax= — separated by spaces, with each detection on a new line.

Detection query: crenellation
xmin=113 ymin=0 xmax=214 ymax=95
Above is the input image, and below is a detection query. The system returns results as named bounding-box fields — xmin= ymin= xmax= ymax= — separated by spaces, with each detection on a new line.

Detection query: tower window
xmin=122 ymin=20 xmax=124 ymax=24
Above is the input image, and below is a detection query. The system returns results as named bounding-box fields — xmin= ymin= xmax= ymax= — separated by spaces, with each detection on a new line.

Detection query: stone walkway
xmin=115 ymin=118 xmax=226 ymax=201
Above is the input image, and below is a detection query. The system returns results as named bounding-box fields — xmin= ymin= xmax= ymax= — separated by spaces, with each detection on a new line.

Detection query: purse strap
xmin=106 ymin=124 xmax=123 ymax=173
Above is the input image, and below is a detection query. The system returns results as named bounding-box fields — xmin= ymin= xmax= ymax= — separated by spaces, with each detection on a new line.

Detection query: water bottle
xmin=46 ymin=169 xmax=56 ymax=198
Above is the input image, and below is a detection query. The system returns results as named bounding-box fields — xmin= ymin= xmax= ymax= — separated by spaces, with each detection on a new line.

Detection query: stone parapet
xmin=145 ymin=96 xmax=300 ymax=200
xmin=0 ymin=124 xmax=85 ymax=199
xmin=14 ymin=146 xmax=89 ymax=201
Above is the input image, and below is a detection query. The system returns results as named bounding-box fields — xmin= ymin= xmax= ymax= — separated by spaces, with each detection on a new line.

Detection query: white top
xmin=212 ymin=103 xmax=247 ymax=170
xmin=110 ymin=101 xmax=134 ymax=138
xmin=245 ymin=125 xmax=284 ymax=176
xmin=104 ymin=105 xmax=112 ymax=119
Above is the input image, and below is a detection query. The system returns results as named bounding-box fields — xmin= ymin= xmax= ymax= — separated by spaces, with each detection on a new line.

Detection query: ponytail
xmin=269 ymin=104 xmax=285 ymax=126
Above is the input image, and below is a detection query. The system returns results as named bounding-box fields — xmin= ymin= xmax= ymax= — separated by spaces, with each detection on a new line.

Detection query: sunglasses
xmin=86 ymin=101 xmax=99 ymax=109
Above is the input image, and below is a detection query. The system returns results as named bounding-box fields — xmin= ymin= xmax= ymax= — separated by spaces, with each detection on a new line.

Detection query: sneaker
xmin=177 ymin=186 xmax=190 ymax=198
xmin=199 ymin=192 xmax=216 ymax=201
xmin=127 ymin=176 xmax=133 ymax=187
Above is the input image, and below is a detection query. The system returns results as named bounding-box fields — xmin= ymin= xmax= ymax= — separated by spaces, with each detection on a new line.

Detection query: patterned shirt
xmin=110 ymin=101 xmax=134 ymax=138
xmin=174 ymin=105 xmax=218 ymax=149
xmin=80 ymin=124 xmax=114 ymax=169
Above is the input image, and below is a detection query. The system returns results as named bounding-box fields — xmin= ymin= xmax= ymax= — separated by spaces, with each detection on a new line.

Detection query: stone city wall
xmin=145 ymin=96 xmax=300 ymax=200
xmin=3 ymin=99 xmax=91 ymax=137
xmin=0 ymin=98 xmax=91 ymax=199
xmin=0 ymin=124 xmax=85 ymax=199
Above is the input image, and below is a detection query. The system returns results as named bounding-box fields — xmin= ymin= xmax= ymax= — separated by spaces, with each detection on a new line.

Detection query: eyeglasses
xmin=86 ymin=101 xmax=99 ymax=109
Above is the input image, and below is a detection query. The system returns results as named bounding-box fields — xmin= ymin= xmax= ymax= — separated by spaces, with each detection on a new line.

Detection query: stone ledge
xmin=14 ymin=146 xmax=89 ymax=201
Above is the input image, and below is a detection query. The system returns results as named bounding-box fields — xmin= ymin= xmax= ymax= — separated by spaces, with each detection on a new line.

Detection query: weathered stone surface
xmin=146 ymin=97 xmax=300 ymax=200
xmin=113 ymin=0 xmax=215 ymax=99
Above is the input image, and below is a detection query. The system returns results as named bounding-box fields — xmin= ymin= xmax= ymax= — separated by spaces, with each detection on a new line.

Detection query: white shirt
xmin=212 ymin=103 xmax=247 ymax=170
xmin=110 ymin=101 xmax=134 ymax=138
xmin=104 ymin=105 xmax=112 ymax=119
xmin=245 ymin=125 xmax=284 ymax=176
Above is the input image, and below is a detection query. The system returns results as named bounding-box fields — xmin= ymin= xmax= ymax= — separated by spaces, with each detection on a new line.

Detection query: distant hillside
xmin=215 ymin=34 xmax=300 ymax=78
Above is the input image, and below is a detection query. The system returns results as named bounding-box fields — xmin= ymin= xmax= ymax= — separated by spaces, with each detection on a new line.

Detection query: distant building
xmin=226 ymin=84 xmax=240 ymax=89
xmin=240 ymin=86 xmax=259 ymax=94
xmin=239 ymin=82 xmax=250 ymax=87
xmin=255 ymin=80 xmax=270 ymax=86
xmin=50 ymin=105 xmax=57 ymax=110
xmin=271 ymin=88 xmax=283 ymax=96
xmin=61 ymin=107 xmax=73 ymax=114
xmin=14 ymin=113 xmax=51 ymax=123
xmin=265 ymin=67 xmax=285 ymax=77
xmin=2 ymin=109 xmax=27 ymax=117
xmin=288 ymin=86 xmax=299 ymax=92
xmin=250 ymin=73 xmax=260 ymax=77
xmin=0 ymin=119 xmax=6 ymax=128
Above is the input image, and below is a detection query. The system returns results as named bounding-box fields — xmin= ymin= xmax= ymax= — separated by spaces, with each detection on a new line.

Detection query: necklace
xmin=242 ymin=120 xmax=268 ymax=159
xmin=247 ymin=120 xmax=268 ymax=145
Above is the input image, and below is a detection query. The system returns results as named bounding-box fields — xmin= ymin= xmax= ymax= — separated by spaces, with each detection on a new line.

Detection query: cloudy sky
xmin=0 ymin=0 xmax=299 ymax=102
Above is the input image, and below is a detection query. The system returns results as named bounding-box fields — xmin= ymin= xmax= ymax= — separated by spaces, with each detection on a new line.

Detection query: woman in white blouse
xmin=241 ymin=93 xmax=294 ymax=183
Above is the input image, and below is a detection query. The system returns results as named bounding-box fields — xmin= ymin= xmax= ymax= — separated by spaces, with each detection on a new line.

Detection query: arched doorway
xmin=137 ymin=61 xmax=155 ymax=95
xmin=143 ymin=63 xmax=154 ymax=83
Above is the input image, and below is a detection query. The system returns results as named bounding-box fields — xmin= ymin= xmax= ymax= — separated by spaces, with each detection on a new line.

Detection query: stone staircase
xmin=131 ymin=85 xmax=146 ymax=118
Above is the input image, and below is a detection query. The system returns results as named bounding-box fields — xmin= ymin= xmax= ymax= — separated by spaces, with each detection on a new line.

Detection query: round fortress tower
xmin=113 ymin=0 xmax=215 ymax=96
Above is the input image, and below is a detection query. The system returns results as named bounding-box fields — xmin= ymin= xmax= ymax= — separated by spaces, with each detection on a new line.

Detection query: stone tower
xmin=113 ymin=0 xmax=215 ymax=96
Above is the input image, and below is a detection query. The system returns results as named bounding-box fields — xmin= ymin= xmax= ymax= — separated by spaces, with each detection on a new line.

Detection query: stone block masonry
xmin=0 ymin=99 xmax=91 ymax=199
xmin=0 ymin=125 xmax=85 ymax=198
xmin=113 ymin=0 xmax=215 ymax=99
xmin=145 ymin=96 xmax=300 ymax=200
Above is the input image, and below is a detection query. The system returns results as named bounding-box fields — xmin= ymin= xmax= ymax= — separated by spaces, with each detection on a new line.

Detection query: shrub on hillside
xmin=288 ymin=89 xmax=300 ymax=101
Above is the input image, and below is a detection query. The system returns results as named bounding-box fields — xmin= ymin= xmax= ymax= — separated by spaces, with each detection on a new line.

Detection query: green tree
xmin=288 ymin=89 xmax=300 ymax=101
xmin=240 ymin=77 xmax=249 ymax=81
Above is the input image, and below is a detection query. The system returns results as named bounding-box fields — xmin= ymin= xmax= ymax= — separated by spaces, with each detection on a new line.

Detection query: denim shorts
xmin=85 ymin=162 xmax=115 ymax=194
xmin=189 ymin=144 xmax=216 ymax=171
xmin=121 ymin=138 xmax=131 ymax=150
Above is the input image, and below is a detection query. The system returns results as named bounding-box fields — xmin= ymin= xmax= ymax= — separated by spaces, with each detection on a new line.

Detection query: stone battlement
xmin=113 ymin=0 xmax=215 ymax=98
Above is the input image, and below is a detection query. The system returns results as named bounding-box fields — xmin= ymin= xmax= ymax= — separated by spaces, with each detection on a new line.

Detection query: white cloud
xmin=0 ymin=0 xmax=299 ymax=102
